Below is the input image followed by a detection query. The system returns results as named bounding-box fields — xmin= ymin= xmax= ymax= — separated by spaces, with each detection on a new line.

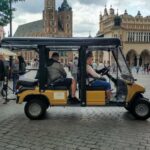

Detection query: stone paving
xmin=0 ymin=73 xmax=150 ymax=150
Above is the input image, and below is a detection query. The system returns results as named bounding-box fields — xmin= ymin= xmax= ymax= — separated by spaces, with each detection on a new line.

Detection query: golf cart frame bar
xmin=1 ymin=37 xmax=121 ymax=48
xmin=0 ymin=37 xmax=121 ymax=106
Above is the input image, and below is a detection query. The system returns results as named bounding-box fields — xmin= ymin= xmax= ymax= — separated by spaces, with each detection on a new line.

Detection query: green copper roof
xmin=58 ymin=0 xmax=72 ymax=11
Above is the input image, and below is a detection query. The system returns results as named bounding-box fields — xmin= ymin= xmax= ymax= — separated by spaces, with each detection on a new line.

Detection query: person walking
xmin=0 ymin=55 xmax=5 ymax=92
xmin=18 ymin=55 xmax=26 ymax=75
xmin=12 ymin=58 xmax=19 ymax=93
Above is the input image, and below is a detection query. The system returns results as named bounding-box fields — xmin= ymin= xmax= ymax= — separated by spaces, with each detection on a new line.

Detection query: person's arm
xmin=87 ymin=65 xmax=101 ymax=78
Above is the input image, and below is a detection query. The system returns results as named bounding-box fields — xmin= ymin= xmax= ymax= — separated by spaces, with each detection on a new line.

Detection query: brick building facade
xmin=14 ymin=0 xmax=73 ymax=64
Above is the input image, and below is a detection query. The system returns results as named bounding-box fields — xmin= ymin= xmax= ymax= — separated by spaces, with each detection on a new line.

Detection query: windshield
xmin=112 ymin=47 xmax=134 ymax=82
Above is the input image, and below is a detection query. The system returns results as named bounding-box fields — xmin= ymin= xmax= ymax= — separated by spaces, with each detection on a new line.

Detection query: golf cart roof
xmin=0 ymin=37 xmax=121 ymax=51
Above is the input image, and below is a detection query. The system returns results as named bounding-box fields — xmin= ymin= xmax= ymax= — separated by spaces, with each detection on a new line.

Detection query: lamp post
xmin=9 ymin=0 xmax=12 ymax=37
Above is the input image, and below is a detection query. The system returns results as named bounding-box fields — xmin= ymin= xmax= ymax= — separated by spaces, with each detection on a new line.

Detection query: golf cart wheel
xmin=24 ymin=99 xmax=47 ymax=120
xmin=132 ymin=99 xmax=150 ymax=120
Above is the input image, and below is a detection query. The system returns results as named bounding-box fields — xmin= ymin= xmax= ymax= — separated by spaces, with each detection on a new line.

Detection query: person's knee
xmin=106 ymin=82 xmax=111 ymax=90
xmin=103 ymin=82 xmax=111 ymax=90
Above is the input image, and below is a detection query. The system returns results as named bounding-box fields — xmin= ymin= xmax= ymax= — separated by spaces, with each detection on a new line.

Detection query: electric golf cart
xmin=0 ymin=37 xmax=150 ymax=120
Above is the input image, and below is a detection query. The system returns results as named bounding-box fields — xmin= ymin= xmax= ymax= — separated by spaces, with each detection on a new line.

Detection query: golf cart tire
xmin=24 ymin=99 xmax=47 ymax=120
xmin=131 ymin=99 xmax=150 ymax=120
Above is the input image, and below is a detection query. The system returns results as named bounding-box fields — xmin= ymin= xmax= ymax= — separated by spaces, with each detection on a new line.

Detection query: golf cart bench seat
xmin=47 ymin=79 xmax=70 ymax=90
xmin=48 ymin=85 xmax=68 ymax=90
xmin=86 ymin=86 xmax=106 ymax=90
xmin=17 ymin=79 xmax=38 ymax=87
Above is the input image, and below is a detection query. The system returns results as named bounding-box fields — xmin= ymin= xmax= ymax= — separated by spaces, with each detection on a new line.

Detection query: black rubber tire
xmin=24 ymin=99 xmax=47 ymax=120
xmin=131 ymin=99 xmax=150 ymax=120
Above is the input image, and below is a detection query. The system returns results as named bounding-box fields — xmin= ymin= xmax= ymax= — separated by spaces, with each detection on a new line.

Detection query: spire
xmin=117 ymin=9 xmax=118 ymax=16
xmin=88 ymin=31 xmax=92 ymax=38
xmin=100 ymin=11 xmax=102 ymax=20
xmin=104 ymin=5 xmax=108 ymax=16
xmin=124 ymin=9 xmax=128 ymax=15
xmin=137 ymin=11 xmax=141 ymax=16
xmin=58 ymin=0 xmax=72 ymax=11
xmin=109 ymin=5 xmax=114 ymax=15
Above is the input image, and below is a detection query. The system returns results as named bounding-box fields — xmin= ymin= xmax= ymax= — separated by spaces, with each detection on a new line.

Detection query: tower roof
xmin=58 ymin=0 xmax=72 ymax=11
xmin=104 ymin=5 xmax=108 ymax=16
xmin=137 ymin=11 xmax=141 ymax=16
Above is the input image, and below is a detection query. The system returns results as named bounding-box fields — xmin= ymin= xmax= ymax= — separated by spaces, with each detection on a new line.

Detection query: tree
xmin=0 ymin=0 xmax=11 ymax=26
xmin=0 ymin=0 xmax=25 ymax=36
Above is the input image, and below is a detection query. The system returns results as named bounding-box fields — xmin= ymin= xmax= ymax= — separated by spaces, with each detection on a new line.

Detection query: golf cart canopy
xmin=0 ymin=37 xmax=121 ymax=50
xmin=0 ymin=37 xmax=134 ymax=94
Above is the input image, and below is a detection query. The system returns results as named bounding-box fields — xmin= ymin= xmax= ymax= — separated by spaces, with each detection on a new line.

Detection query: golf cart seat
xmin=17 ymin=79 xmax=38 ymax=87
xmin=86 ymin=85 xmax=106 ymax=91
xmin=48 ymin=80 xmax=69 ymax=90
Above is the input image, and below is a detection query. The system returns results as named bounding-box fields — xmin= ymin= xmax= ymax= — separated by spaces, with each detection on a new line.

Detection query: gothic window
xmin=146 ymin=32 xmax=148 ymax=42
xmin=128 ymin=32 xmax=130 ymax=42
xmin=136 ymin=32 xmax=138 ymax=42
xmin=149 ymin=33 xmax=150 ymax=42
xmin=144 ymin=32 xmax=146 ymax=42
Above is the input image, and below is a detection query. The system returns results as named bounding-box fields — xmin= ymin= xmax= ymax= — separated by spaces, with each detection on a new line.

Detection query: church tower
xmin=43 ymin=0 xmax=57 ymax=36
xmin=58 ymin=0 xmax=72 ymax=37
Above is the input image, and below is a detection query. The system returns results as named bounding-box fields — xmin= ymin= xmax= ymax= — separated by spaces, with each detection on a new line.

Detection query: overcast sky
xmin=4 ymin=0 xmax=150 ymax=37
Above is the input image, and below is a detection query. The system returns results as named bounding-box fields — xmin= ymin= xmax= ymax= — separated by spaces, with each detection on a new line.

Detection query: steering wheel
xmin=100 ymin=66 xmax=110 ymax=76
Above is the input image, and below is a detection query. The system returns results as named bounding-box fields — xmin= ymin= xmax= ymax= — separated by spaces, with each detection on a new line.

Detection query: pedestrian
xmin=12 ymin=58 xmax=19 ymax=93
xmin=71 ymin=57 xmax=78 ymax=81
xmin=136 ymin=66 xmax=140 ymax=74
xmin=148 ymin=64 xmax=150 ymax=74
xmin=0 ymin=55 xmax=5 ymax=92
xmin=18 ymin=55 xmax=26 ymax=75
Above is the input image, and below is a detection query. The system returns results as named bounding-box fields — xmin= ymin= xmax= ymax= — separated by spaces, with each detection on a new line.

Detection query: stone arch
xmin=126 ymin=49 xmax=137 ymax=67
xmin=140 ymin=49 xmax=150 ymax=66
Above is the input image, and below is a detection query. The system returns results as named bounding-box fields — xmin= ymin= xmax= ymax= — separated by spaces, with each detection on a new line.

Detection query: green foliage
xmin=0 ymin=0 xmax=25 ymax=26
xmin=0 ymin=0 xmax=11 ymax=26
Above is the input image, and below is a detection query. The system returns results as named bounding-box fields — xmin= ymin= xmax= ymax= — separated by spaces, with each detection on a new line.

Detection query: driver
xmin=86 ymin=51 xmax=112 ymax=100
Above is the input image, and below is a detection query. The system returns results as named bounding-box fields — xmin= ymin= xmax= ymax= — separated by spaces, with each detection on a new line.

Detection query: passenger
xmin=86 ymin=51 xmax=111 ymax=100
xmin=47 ymin=52 xmax=80 ymax=104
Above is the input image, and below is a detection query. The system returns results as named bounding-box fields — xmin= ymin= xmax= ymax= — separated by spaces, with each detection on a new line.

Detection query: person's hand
xmin=101 ymin=67 xmax=110 ymax=76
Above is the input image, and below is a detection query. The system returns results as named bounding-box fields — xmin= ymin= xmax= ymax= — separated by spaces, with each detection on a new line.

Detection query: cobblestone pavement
xmin=0 ymin=73 xmax=150 ymax=150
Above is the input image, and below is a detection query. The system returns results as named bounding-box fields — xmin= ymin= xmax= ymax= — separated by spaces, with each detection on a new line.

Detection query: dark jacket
xmin=47 ymin=59 xmax=66 ymax=84
xmin=0 ymin=60 xmax=5 ymax=81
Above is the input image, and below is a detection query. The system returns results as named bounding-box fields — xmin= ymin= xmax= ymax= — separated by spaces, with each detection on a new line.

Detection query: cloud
xmin=4 ymin=0 xmax=150 ymax=37
xmin=77 ymin=0 xmax=107 ymax=6
xmin=72 ymin=2 xmax=100 ymax=37
xmin=13 ymin=0 xmax=43 ymax=14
